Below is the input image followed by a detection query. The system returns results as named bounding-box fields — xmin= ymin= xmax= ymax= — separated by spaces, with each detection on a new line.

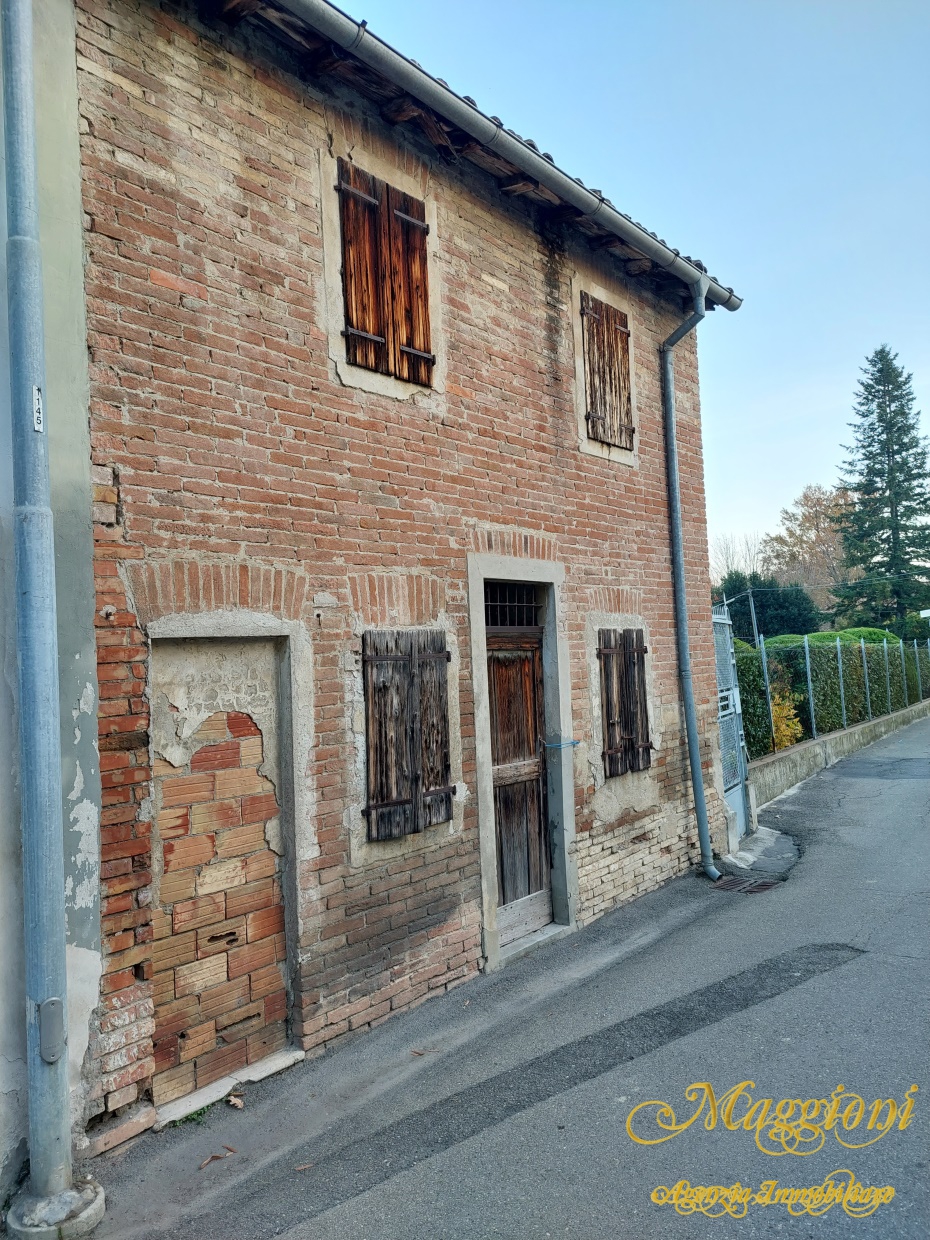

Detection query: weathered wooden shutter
xmin=386 ymin=186 xmax=433 ymax=386
xmin=363 ymin=629 xmax=452 ymax=840
xmin=363 ymin=630 xmax=417 ymax=839
xmin=337 ymin=160 xmax=432 ymax=386
xmin=337 ymin=158 xmax=391 ymax=375
xmin=581 ymin=291 xmax=633 ymax=450
xmin=415 ymin=630 xmax=453 ymax=827
xmin=598 ymin=628 xmax=652 ymax=777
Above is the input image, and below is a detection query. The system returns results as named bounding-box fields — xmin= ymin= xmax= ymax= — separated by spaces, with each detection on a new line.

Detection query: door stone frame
xmin=146 ymin=612 xmax=315 ymax=1006
xmin=466 ymin=554 xmax=578 ymax=969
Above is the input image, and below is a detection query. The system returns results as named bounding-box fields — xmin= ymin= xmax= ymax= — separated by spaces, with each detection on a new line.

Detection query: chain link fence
xmin=736 ymin=636 xmax=930 ymax=760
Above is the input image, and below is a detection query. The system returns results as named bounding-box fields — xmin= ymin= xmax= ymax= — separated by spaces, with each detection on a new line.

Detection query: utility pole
xmin=747 ymin=587 xmax=761 ymax=650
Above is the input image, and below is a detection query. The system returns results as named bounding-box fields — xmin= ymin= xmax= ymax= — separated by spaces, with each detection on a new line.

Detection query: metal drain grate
xmin=713 ymin=876 xmax=780 ymax=894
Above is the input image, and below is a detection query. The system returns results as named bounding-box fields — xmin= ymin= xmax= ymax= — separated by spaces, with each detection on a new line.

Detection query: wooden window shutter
xmin=580 ymin=291 xmax=633 ymax=450
xmin=386 ymin=186 xmax=433 ymax=386
xmin=415 ymin=630 xmax=453 ymax=827
xmin=337 ymin=158 xmax=391 ymax=375
xmin=598 ymin=628 xmax=652 ymax=778
xmin=337 ymin=159 xmax=433 ymax=386
xmin=363 ymin=629 xmax=453 ymax=840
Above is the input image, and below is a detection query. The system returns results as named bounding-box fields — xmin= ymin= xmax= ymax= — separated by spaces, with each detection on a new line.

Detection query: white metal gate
xmin=712 ymin=603 xmax=750 ymax=840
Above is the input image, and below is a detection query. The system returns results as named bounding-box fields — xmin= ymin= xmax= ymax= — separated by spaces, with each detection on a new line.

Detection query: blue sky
xmin=341 ymin=0 xmax=930 ymax=543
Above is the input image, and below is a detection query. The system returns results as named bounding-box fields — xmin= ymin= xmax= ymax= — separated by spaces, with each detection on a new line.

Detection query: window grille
xmin=484 ymin=582 xmax=543 ymax=628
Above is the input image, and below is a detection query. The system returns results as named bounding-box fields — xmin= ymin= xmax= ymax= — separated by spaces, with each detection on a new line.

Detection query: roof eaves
xmin=247 ymin=0 xmax=742 ymax=311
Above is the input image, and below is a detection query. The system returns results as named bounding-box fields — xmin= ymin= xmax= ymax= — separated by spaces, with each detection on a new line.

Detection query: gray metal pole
xmin=861 ymin=638 xmax=872 ymax=720
xmin=899 ymin=638 xmax=907 ymax=706
xmin=884 ymin=638 xmax=892 ymax=714
xmin=660 ymin=276 xmax=719 ymax=881
xmin=759 ymin=635 xmax=776 ymax=753
xmin=2 ymin=0 xmax=71 ymax=1200
xmin=836 ymin=636 xmax=847 ymax=729
xmin=915 ymin=639 xmax=922 ymax=701
xmin=804 ymin=634 xmax=817 ymax=738
xmin=747 ymin=588 xmax=761 ymax=650
xmin=2 ymin=0 xmax=104 ymax=1232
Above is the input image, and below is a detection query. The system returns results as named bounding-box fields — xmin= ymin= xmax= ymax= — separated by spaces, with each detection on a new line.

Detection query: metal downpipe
xmin=2 ymin=0 xmax=104 ymax=1230
xmin=661 ymin=277 xmax=721 ymax=881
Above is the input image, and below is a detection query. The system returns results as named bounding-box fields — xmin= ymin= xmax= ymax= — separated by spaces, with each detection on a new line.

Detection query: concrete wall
xmin=0 ymin=0 xmax=100 ymax=1197
xmin=748 ymin=697 xmax=930 ymax=809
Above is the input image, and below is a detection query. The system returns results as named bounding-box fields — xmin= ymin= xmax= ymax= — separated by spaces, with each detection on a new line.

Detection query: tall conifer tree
xmin=834 ymin=346 xmax=930 ymax=630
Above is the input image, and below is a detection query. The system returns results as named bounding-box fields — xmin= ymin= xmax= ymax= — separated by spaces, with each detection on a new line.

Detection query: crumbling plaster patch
xmin=67 ymin=945 xmax=102 ymax=1120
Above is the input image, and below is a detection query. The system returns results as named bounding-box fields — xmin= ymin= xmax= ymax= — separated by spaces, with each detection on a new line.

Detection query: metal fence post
xmin=915 ymin=639 xmax=922 ymax=701
xmin=884 ymin=638 xmax=892 ymax=714
xmin=759 ymin=634 xmax=776 ymax=753
xmin=836 ymin=636 xmax=847 ymax=729
xmin=804 ymin=634 xmax=817 ymax=738
xmin=861 ymin=638 xmax=872 ymax=720
xmin=899 ymin=638 xmax=907 ymax=706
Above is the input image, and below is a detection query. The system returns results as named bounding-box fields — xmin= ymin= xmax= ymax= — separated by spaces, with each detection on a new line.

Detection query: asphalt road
xmin=94 ymin=716 xmax=930 ymax=1239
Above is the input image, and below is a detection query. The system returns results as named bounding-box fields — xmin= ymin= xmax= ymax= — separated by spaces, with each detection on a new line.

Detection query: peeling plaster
xmin=67 ymin=799 xmax=99 ymax=914
xmin=150 ymin=640 xmax=281 ymax=790
xmin=66 ymin=944 xmax=102 ymax=1129
xmin=67 ymin=760 xmax=85 ymax=802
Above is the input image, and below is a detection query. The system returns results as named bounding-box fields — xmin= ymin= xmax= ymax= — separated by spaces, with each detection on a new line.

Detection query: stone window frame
xmin=319 ymin=144 xmax=448 ymax=401
xmin=585 ymin=610 xmax=658 ymax=793
xmin=570 ymin=271 xmax=640 ymax=469
xmin=346 ymin=620 xmax=466 ymax=869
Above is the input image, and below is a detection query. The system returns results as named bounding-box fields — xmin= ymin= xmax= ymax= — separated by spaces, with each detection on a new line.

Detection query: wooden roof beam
xmin=200 ymin=0 xmax=261 ymax=25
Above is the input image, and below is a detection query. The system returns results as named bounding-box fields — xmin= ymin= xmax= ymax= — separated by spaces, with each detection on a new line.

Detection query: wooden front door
xmin=487 ymin=630 xmax=552 ymax=946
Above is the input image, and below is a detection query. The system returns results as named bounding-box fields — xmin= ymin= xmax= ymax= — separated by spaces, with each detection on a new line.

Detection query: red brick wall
xmin=77 ymin=0 xmax=725 ymax=1118
xmin=151 ymin=710 xmax=288 ymax=1105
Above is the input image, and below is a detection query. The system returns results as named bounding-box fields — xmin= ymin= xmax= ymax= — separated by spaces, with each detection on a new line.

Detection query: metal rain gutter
xmin=274 ymin=0 xmax=742 ymax=313
xmin=2 ymin=0 xmax=105 ymax=1229
xmin=661 ymin=276 xmax=721 ymax=882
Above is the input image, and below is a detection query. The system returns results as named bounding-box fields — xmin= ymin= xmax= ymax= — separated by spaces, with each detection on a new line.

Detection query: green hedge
xmin=733 ymin=633 xmax=930 ymax=757
xmin=735 ymin=650 xmax=773 ymax=760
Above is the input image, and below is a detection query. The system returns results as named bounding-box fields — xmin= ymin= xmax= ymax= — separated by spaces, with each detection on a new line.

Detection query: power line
xmin=720 ymin=569 xmax=930 ymax=603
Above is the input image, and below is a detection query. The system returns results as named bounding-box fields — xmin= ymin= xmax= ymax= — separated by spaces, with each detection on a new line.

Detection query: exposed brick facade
xmin=77 ymin=0 xmax=727 ymax=1125
xmin=150 ymin=710 xmax=288 ymax=1104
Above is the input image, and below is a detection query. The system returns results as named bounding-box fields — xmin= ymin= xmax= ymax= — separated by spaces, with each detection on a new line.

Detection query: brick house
xmin=0 ymin=0 xmax=741 ymax=1176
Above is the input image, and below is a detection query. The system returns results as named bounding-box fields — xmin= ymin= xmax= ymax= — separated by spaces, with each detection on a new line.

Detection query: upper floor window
xmin=337 ymin=158 xmax=434 ymax=387
xmin=580 ymin=291 xmax=633 ymax=450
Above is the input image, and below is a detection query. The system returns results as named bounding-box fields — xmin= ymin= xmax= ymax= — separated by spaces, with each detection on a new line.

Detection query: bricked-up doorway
xmin=151 ymin=711 xmax=288 ymax=1106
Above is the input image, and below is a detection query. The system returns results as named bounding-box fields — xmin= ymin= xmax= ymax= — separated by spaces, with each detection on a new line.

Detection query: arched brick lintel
xmin=124 ymin=558 xmax=313 ymax=629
